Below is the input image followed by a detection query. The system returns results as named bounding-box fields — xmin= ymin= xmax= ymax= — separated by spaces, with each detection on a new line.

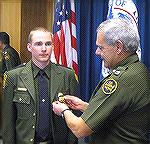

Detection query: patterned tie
xmin=37 ymin=70 xmax=51 ymax=140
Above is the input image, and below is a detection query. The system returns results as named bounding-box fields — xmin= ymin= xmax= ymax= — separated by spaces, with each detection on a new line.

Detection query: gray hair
xmin=97 ymin=18 xmax=140 ymax=53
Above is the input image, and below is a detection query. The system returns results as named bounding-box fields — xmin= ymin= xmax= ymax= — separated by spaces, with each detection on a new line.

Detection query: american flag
xmin=51 ymin=0 xmax=78 ymax=77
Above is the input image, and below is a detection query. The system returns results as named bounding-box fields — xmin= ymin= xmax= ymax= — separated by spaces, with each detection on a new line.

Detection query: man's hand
xmin=64 ymin=95 xmax=89 ymax=112
xmin=52 ymin=101 xmax=69 ymax=116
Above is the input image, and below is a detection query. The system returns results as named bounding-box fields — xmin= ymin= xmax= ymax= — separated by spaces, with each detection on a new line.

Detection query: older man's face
xmin=95 ymin=31 xmax=118 ymax=69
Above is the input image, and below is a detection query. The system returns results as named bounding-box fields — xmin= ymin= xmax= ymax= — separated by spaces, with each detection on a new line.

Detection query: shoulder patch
xmin=3 ymin=73 xmax=7 ymax=88
xmin=102 ymin=79 xmax=117 ymax=95
xmin=4 ymin=53 xmax=10 ymax=60
xmin=74 ymin=73 xmax=78 ymax=82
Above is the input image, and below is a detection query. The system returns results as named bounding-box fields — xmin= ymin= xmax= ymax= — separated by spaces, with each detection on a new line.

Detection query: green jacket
xmin=3 ymin=60 xmax=78 ymax=144
xmin=2 ymin=44 xmax=21 ymax=73
xmin=81 ymin=54 xmax=150 ymax=144
xmin=0 ymin=50 xmax=2 ymax=131
xmin=0 ymin=50 xmax=2 ymax=76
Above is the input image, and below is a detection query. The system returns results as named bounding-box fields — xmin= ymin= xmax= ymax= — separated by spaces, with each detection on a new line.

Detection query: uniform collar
xmin=2 ymin=44 xmax=9 ymax=52
xmin=114 ymin=54 xmax=139 ymax=70
xmin=32 ymin=62 xmax=51 ymax=79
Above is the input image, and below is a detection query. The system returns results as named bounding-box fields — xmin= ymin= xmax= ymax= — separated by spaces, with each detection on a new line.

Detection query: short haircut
xmin=0 ymin=32 xmax=10 ymax=45
xmin=28 ymin=27 xmax=53 ymax=43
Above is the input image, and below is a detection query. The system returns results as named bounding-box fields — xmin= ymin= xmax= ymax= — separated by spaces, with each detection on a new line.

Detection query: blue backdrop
xmin=76 ymin=0 xmax=150 ymax=101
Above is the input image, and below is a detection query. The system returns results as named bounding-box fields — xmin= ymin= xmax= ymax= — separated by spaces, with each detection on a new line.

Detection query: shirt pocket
xmin=13 ymin=90 xmax=31 ymax=119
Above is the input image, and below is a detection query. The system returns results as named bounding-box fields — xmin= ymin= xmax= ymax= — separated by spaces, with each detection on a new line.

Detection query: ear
xmin=115 ymin=40 xmax=124 ymax=54
xmin=27 ymin=43 xmax=32 ymax=52
xmin=51 ymin=43 xmax=54 ymax=50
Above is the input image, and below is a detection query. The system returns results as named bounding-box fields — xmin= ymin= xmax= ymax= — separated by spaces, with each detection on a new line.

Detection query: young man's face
xmin=27 ymin=31 xmax=53 ymax=67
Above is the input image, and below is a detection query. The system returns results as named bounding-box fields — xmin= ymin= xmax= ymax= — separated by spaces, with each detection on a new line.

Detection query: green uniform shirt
xmin=32 ymin=63 xmax=51 ymax=102
xmin=81 ymin=54 xmax=150 ymax=144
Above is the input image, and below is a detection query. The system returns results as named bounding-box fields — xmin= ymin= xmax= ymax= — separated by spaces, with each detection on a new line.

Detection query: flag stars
xmin=57 ymin=20 xmax=61 ymax=26
xmin=59 ymin=11 xmax=63 ymax=16
xmin=66 ymin=11 xmax=68 ymax=15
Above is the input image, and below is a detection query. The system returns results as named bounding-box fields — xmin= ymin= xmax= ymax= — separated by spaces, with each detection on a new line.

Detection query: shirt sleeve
xmin=81 ymin=80 xmax=133 ymax=132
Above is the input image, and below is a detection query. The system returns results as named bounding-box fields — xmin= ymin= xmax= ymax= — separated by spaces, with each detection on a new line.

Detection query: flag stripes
xmin=52 ymin=0 xmax=78 ymax=76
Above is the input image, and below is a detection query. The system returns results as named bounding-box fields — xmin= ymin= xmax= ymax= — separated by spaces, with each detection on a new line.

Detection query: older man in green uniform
xmin=2 ymin=27 xmax=78 ymax=144
xmin=0 ymin=32 xmax=21 ymax=74
xmin=52 ymin=18 xmax=150 ymax=144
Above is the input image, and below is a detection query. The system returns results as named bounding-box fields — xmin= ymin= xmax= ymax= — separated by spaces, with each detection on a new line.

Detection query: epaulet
xmin=54 ymin=63 xmax=73 ymax=70
xmin=13 ymin=63 xmax=26 ymax=69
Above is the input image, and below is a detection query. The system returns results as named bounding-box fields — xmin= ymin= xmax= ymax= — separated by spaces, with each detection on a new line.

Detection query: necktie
xmin=37 ymin=70 xmax=51 ymax=140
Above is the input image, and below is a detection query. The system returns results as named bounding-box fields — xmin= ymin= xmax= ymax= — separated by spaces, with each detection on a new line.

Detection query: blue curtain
xmin=76 ymin=0 xmax=150 ymax=101
xmin=136 ymin=0 xmax=150 ymax=70
xmin=76 ymin=0 xmax=108 ymax=101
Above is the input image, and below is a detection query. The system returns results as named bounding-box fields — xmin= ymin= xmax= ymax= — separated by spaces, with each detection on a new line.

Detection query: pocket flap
xmin=13 ymin=93 xmax=30 ymax=104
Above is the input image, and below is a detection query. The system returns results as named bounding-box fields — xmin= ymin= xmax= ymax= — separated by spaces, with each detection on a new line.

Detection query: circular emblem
xmin=102 ymin=79 xmax=117 ymax=95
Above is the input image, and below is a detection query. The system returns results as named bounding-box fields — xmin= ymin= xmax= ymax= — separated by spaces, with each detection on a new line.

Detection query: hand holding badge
xmin=57 ymin=92 xmax=65 ymax=103
xmin=52 ymin=92 xmax=70 ymax=117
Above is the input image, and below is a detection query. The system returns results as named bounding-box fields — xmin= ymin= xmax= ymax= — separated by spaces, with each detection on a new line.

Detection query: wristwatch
xmin=61 ymin=108 xmax=70 ymax=118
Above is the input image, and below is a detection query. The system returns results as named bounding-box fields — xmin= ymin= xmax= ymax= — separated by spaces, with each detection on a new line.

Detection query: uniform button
xmin=30 ymin=138 xmax=33 ymax=142
xmin=32 ymin=125 xmax=35 ymax=129
xmin=19 ymin=98 xmax=22 ymax=101
xmin=33 ymin=113 xmax=36 ymax=116
xmin=42 ymin=99 xmax=45 ymax=102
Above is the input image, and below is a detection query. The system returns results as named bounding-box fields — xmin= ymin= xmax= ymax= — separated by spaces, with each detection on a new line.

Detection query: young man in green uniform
xmin=3 ymin=27 xmax=78 ymax=144
xmin=53 ymin=18 xmax=150 ymax=144
xmin=0 ymin=50 xmax=2 ymax=76
xmin=0 ymin=32 xmax=21 ymax=73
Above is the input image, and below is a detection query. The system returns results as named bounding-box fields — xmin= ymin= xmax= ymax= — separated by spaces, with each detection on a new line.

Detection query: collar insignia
xmin=113 ymin=69 xmax=120 ymax=76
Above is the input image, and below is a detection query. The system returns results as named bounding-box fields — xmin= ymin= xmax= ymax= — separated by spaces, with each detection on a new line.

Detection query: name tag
xmin=17 ymin=87 xmax=27 ymax=91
